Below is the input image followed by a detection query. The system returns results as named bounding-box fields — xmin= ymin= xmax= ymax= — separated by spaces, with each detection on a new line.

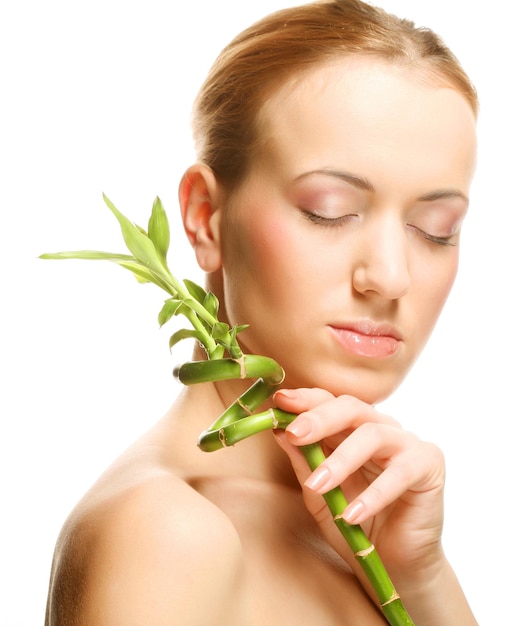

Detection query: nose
xmin=352 ymin=215 xmax=410 ymax=300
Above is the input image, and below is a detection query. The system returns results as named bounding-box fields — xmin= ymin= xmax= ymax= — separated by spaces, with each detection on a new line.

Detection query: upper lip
xmin=330 ymin=320 xmax=403 ymax=341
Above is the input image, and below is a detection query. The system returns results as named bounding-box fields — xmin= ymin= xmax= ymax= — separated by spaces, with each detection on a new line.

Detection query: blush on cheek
xmin=242 ymin=216 xmax=293 ymax=267
xmin=255 ymin=215 xmax=291 ymax=248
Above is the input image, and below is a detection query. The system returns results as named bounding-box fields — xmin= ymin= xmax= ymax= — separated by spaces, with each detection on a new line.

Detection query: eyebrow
xmin=296 ymin=169 xmax=469 ymax=205
xmin=417 ymin=189 xmax=469 ymax=204
xmin=295 ymin=169 xmax=375 ymax=192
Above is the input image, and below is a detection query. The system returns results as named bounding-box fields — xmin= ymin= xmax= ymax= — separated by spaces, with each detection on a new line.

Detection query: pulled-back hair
xmin=192 ymin=0 xmax=478 ymax=189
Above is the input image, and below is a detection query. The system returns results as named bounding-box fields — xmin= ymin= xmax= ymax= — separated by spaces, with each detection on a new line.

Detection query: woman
xmin=45 ymin=1 xmax=479 ymax=623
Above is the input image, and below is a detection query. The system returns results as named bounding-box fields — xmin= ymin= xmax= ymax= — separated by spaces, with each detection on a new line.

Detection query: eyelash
xmin=301 ymin=209 xmax=356 ymax=227
xmin=301 ymin=210 xmax=457 ymax=247
xmin=407 ymin=225 xmax=457 ymax=247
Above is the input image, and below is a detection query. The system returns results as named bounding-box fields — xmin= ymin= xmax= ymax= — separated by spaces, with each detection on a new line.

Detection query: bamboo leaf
xmin=169 ymin=328 xmax=206 ymax=350
xmin=212 ymin=321 xmax=231 ymax=344
xmin=203 ymin=291 xmax=219 ymax=318
xmin=147 ymin=197 xmax=170 ymax=264
xmin=40 ymin=251 xmax=135 ymax=261
xmin=158 ymin=298 xmax=184 ymax=327
xmin=40 ymin=251 xmax=159 ymax=285
xmin=183 ymin=279 xmax=207 ymax=304
xmin=116 ymin=260 xmax=153 ymax=284
xmin=102 ymin=194 xmax=165 ymax=273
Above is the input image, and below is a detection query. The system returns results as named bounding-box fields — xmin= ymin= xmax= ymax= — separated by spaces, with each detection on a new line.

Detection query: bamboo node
xmin=233 ymin=355 xmax=247 ymax=379
xmin=218 ymin=428 xmax=229 ymax=447
xmin=381 ymin=591 xmax=400 ymax=606
xmin=269 ymin=408 xmax=279 ymax=429
xmin=354 ymin=544 xmax=375 ymax=558
xmin=237 ymin=397 xmax=253 ymax=416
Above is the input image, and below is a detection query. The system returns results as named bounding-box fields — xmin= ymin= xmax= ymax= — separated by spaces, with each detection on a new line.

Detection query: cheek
xmin=248 ymin=217 xmax=290 ymax=264
xmin=435 ymin=254 xmax=459 ymax=301
xmin=235 ymin=214 xmax=308 ymax=288
xmin=221 ymin=213 xmax=299 ymax=321
xmin=414 ymin=253 xmax=459 ymax=332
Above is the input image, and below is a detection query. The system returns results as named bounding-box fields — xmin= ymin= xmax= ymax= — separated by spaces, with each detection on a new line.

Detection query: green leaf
xmin=203 ymin=291 xmax=219 ymax=318
xmin=169 ymin=328 xmax=206 ymax=350
xmin=40 ymin=251 xmax=159 ymax=286
xmin=147 ymin=197 xmax=170 ymax=264
xmin=158 ymin=298 xmax=184 ymax=327
xmin=229 ymin=324 xmax=248 ymax=343
xmin=116 ymin=260 xmax=153 ymax=284
xmin=40 ymin=250 xmax=135 ymax=261
xmin=212 ymin=321 xmax=231 ymax=344
xmin=183 ymin=279 xmax=207 ymax=304
xmin=102 ymin=193 xmax=165 ymax=273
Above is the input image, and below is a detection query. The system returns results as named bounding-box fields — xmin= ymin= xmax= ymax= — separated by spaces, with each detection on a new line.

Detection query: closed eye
xmin=301 ymin=209 xmax=357 ymax=227
xmin=407 ymin=224 xmax=457 ymax=247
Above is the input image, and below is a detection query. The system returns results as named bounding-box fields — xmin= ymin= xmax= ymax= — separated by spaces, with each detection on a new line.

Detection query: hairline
xmin=244 ymin=54 xmax=478 ymax=191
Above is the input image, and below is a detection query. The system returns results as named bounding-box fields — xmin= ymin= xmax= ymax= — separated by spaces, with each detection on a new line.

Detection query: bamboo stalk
xmin=301 ymin=443 xmax=414 ymax=625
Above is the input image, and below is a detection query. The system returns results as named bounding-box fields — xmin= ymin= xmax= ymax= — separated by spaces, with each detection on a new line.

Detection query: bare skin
xmin=46 ymin=378 xmax=390 ymax=625
xmin=46 ymin=59 xmax=479 ymax=625
xmin=45 ymin=372 xmax=476 ymax=626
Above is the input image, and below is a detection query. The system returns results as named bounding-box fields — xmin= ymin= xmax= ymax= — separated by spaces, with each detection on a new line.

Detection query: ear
xmin=179 ymin=164 xmax=223 ymax=273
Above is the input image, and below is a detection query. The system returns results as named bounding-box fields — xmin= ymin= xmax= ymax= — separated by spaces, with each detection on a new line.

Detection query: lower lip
xmin=330 ymin=327 xmax=400 ymax=358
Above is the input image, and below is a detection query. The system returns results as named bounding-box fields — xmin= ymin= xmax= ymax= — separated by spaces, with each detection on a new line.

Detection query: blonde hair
xmin=192 ymin=0 xmax=478 ymax=189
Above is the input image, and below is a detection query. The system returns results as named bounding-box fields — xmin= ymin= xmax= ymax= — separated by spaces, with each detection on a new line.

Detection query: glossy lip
xmin=329 ymin=320 xmax=402 ymax=358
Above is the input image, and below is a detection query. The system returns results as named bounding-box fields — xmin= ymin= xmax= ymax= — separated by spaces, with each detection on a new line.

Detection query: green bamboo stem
xmin=301 ymin=443 xmax=414 ymax=625
xmin=175 ymin=356 xmax=285 ymax=432
xmin=175 ymin=355 xmax=284 ymax=387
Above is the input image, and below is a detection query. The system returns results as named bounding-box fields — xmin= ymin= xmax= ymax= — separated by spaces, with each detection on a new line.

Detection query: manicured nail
xmin=304 ymin=465 xmax=331 ymax=491
xmin=274 ymin=388 xmax=298 ymax=401
xmin=286 ymin=418 xmax=312 ymax=438
xmin=343 ymin=500 xmax=365 ymax=524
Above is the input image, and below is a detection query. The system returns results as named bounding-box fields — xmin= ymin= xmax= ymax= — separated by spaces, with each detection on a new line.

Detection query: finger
xmin=273 ymin=387 xmax=334 ymax=413
xmin=283 ymin=395 xmax=401 ymax=445
xmin=272 ymin=430 xmax=312 ymax=481
xmin=303 ymin=422 xmax=410 ymax=493
xmin=343 ymin=443 xmax=444 ymax=524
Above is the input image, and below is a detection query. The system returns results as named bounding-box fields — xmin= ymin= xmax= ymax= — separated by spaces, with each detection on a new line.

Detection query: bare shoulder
xmin=45 ymin=467 xmax=244 ymax=625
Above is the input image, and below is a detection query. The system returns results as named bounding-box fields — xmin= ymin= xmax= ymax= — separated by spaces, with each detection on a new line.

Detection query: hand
xmin=273 ymin=387 xmax=446 ymax=587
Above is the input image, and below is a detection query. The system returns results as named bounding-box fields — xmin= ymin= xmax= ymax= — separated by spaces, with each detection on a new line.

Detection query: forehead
xmin=256 ymin=57 xmax=477 ymax=188
xmin=262 ymin=55 xmax=474 ymax=131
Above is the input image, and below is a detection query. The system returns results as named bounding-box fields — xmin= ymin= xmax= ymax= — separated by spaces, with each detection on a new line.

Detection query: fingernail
xmin=274 ymin=388 xmax=297 ymax=401
xmin=286 ymin=418 xmax=312 ymax=438
xmin=343 ymin=500 xmax=365 ymax=524
xmin=304 ymin=465 xmax=331 ymax=491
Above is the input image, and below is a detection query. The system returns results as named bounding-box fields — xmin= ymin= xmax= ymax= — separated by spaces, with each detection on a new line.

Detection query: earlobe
xmin=179 ymin=164 xmax=223 ymax=273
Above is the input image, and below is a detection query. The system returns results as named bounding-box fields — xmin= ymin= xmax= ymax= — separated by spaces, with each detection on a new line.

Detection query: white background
xmin=1 ymin=1 xmax=517 ymax=624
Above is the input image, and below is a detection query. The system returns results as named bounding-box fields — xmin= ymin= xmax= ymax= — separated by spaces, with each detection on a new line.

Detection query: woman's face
xmin=215 ymin=58 xmax=477 ymax=404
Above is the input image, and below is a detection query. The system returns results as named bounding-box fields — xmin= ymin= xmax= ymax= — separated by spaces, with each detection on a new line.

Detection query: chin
xmin=284 ymin=363 xmax=409 ymax=405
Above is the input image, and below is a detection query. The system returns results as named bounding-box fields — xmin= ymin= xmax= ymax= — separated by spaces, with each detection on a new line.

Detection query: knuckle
xmin=358 ymin=420 xmax=383 ymax=442
xmin=390 ymin=458 xmax=414 ymax=485
xmin=333 ymin=445 xmax=352 ymax=469
xmin=337 ymin=394 xmax=359 ymax=409
xmin=367 ymin=482 xmax=385 ymax=505
xmin=305 ymin=387 xmax=334 ymax=404
xmin=426 ymin=441 xmax=445 ymax=465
